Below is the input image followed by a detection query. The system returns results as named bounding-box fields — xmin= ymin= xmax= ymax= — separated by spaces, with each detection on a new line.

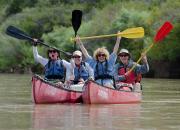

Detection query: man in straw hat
xmin=114 ymin=48 xmax=149 ymax=91
xmin=75 ymin=31 xmax=121 ymax=88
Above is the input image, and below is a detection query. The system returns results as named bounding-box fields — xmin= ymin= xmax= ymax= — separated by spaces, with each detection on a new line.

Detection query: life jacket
xmin=95 ymin=60 xmax=113 ymax=80
xmin=73 ymin=62 xmax=89 ymax=83
xmin=118 ymin=63 xmax=142 ymax=84
xmin=44 ymin=60 xmax=65 ymax=80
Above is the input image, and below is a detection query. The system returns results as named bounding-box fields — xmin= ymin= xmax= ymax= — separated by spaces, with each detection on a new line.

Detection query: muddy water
xmin=0 ymin=74 xmax=180 ymax=130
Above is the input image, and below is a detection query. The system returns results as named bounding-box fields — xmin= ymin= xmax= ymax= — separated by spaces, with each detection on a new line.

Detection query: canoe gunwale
xmin=82 ymin=80 xmax=142 ymax=104
xmin=84 ymin=80 xmax=142 ymax=94
xmin=32 ymin=74 xmax=82 ymax=93
xmin=32 ymin=74 xmax=83 ymax=104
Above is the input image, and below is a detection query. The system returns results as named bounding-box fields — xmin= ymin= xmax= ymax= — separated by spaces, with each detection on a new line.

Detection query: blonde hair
xmin=93 ymin=47 xmax=110 ymax=60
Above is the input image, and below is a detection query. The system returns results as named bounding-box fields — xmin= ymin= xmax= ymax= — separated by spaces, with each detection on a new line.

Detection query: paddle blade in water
xmin=72 ymin=10 xmax=82 ymax=35
xmin=154 ymin=21 xmax=173 ymax=42
xmin=119 ymin=27 xmax=144 ymax=38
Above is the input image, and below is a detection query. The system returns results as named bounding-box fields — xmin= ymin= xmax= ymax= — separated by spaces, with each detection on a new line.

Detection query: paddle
xmin=127 ymin=21 xmax=173 ymax=74
xmin=6 ymin=25 xmax=72 ymax=56
xmin=70 ymin=27 xmax=144 ymax=41
xmin=71 ymin=10 xmax=82 ymax=50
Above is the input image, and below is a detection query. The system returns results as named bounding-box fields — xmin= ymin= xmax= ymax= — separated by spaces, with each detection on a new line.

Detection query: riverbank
xmin=1 ymin=61 xmax=180 ymax=79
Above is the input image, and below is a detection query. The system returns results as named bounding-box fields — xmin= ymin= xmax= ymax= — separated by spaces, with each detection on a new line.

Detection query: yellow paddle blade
xmin=70 ymin=27 xmax=144 ymax=42
xmin=118 ymin=27 xmax=144 ymax=38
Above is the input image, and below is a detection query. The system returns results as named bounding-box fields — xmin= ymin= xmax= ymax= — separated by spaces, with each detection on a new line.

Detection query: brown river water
xmin=0 ymin=74 xmax=180 ymax=130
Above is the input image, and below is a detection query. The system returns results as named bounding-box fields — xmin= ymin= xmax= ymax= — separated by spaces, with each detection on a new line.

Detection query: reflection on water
xmin=33 ymin=104 xmax=141 ymax=130
xmin=0 ymin=74 xmax=180 ymax=130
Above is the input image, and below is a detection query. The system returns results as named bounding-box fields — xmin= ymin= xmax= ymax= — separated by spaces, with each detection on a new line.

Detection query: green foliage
xmin=5 ymin=0 xmax=38 ymax=16
xmin=0 ymin=0 xmax=179 ymax=75
xmin=42 ymin=26 xmax=74 ymax=55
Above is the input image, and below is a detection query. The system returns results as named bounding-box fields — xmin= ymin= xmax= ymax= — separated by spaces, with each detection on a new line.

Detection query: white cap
xmin=73 ymin=50 xmax=82 ymax=56
xmin=119 ymin=49 xmax=129 ymax=54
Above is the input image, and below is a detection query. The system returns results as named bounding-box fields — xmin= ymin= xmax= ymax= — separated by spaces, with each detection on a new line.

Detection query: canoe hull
xmin=32 ymin=75 xmax=82 ymax=104
xmin=82 ymin=80 xmax=142 ymax=104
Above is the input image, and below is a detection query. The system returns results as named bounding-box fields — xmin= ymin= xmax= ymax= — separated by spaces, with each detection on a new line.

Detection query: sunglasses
xmin=49 ymin=50 xmax=57 ymax=53
xmin=73 ymin=56 xmax=81 ymax=58
xmin=118 ymin=54 xmax=129 ymax=57
xmin=97 ymin=54 xmax=106 ymax=57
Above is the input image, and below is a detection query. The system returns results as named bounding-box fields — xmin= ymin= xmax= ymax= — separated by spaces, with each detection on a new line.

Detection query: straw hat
xmin=119 ymin=49 xmax=129 ymax=54
xmin=73 ymin=50 xmax=82 ymax=56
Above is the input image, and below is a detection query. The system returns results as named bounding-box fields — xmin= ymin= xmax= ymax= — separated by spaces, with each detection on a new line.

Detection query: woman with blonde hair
xmin=75 ymin=31 xmax=121 ymax=88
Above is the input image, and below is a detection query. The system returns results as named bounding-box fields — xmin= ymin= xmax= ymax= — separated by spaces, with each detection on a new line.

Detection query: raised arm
xmin=141 ymin=53 xmax=148 ymax=65
xmin=86 ymin=63 xmax=94 ymax=80
xmin=113 ymin=31 xmax=121 ymax=54
xmin=33 ymin=46 xmax=48 ymax=66
xmin=75 ymin=36 xmax=90 ymax=59
xmin=62 ymin=60 xmax=73 ymax=81
xmin=134 ymin=53 xmax=149 ymax=74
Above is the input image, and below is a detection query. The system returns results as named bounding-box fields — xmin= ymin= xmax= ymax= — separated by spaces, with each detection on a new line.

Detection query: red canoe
xmin=82 ymin=80 xmax=142 ymax=104
xmin=31 ymin=75 xmax=82 ymax=104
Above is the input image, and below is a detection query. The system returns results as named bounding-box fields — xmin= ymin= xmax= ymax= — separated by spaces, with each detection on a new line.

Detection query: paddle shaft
xmin=127 ymin=21 xmax=173 ymax=74
xmin=26 ymin=35 xmax=72 ymax=56
xmin=6 ymin=26 xmax=71 ymax=56
xmin=17 ymin=33 xmax=71 ymax=56
xmin=127 ymin=43 xmax=154 ymax=74
xmin=36 ymin=40 xmax=71 ymax=56
xmin=73 ymin=33 xmax=118 ymax=41
xmin=71 ymin=27 xmax=144 ymax=41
